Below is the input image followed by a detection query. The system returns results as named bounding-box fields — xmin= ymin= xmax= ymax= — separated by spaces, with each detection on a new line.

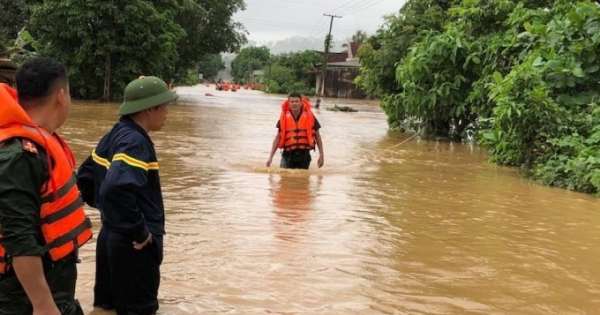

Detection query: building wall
xmin=317 ymin=67 xmax=365 ymax=99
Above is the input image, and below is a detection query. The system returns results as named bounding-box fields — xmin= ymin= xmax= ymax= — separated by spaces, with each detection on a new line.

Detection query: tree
xmin=285 ymin=51 xmax=320 ymax=79
xmin=176 ymin=0 xmax=248 ymax=71
xmin=0 ymin=0 xmax=33 ymax=46
xmin=262 ymin=50 xmax=321 ymax=95
xmin=30 ymin=0 xmax=185 ymax=100
xmin=198 ymin=54 xmax=225 ymax=80
xmin=342 ymin=30 xmax=368 ymax=49
xmin=480 ymin=0 xmax=600 ymax=194
xmin=231 ymin=46 xmax=270 ymax=82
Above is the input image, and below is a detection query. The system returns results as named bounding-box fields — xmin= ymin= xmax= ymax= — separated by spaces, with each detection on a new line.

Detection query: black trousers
xmin=95 ymin=225 xmax=163 ymax=315
xmin=93 ymin=225 xmax=112 ymax=310
xmin=280 ymin=150 xmax=312 ymax=169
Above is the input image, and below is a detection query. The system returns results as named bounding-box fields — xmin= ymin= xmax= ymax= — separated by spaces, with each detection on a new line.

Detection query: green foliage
xmin=232 ymin=47 xmax=319 ymax=95
xmin=342 ymin=30 xmax=368 ymax=50
xmin=0 ymin=0 xmax=33 ymax=47
xmin=179 ymin=68 xmax=200 ymax=86
xmin=29 ymin=0 xmax=185 ymax=100
xmin=326 ymin=104 xmax=358 ymax=112
xmin=176 ymin=0 xmax=247 ymax=71
xmin=262 ymin=50 xmax=320 ymax=95
xmin=231 ymin=46 xmax=270 ymax=83
xmin=4 ymin=0 xmax=246 ymax=100
xmin=481 ymin=0 xmax=600 ymax=194
xmin=365 ymin=0 xmax=600 ymax=195
xmin=392 ymin=27 xmax=476 ymax=138
xmin=263 ymin=64 xmax=314 ymax=95
xmin=355 ymin=0 xmax=454 ymax=98
xmin=198 ymin=53 xmax=225 ymax=80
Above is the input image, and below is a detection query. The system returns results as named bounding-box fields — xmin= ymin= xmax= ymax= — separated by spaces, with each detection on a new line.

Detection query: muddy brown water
xmin=57 ymin=85 xmax=600 ymax=314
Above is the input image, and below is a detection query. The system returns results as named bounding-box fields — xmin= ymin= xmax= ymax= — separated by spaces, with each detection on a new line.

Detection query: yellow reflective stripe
xmin=91 ymin=150 xmax=110 ymax=168
xmin=91 ymin=150 xmax=159 ymax=171
xmin=113 ymin=153 xmax=154 ymax=170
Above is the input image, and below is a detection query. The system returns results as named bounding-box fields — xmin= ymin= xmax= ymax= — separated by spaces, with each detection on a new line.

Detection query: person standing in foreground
xmin=0 ymin=57 xmax=93 ymax=315
xmin=76 ymin=76 xmax=176 ymax=315
xmin=266 ymin=93 xmax=324 ymax=169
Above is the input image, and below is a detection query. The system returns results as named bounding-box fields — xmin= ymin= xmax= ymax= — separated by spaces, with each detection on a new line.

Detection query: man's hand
xmin=318 ymin=154 xmax=324 ymax=168
xmin=266 ymin=157 xmax=273 ymax=167
xmin=133 ymin=233 xmax=152 ymax=250
xmin=32 ymin=300 xmax=61 ymax=315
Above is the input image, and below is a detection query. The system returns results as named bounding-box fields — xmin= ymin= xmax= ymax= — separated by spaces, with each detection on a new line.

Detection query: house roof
xmin=350 ymin=43 xmax=362 ymax=57
xmin=313 ymin=51 xmax=347 ymax=63
xmin=323 ymin=60 xmax=360 ymax=67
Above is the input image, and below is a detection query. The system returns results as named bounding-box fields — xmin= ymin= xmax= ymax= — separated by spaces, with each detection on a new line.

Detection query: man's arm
xmin=98 ymin=141 xmax=151 ymax=243
xmin=76 ymin=155 xmax=96 ymax=208
xmin=315 ymin=130 xmax=324 ymax=155
xmin=313 ymin=117 xmax=324 ymax=168
xmin=315 ymin=130 xmax=324 ymax=168
xmin=0 ymin=140 xmax=57 ymax=312
xmin=12 ymin=257 xmax=58 ymax=311
xmin=266 ymin=121 xmax=281 ymax=167
xmin=267 ymin=132 xmax=280 ymax=163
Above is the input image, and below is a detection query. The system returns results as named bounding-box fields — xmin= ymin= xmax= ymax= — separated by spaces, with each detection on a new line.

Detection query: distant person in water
xmin=266 ymin=93 xmax=324 ymax=169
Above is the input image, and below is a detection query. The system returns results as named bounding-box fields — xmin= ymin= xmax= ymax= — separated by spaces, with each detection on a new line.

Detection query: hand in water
xmin=266 ymin=158 xmax=273 ymax=167
xmin=318 ymin=154 xmax=324 ymax=168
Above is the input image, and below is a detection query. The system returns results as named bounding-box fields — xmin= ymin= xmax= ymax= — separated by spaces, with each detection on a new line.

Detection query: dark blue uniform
xmin=77 ymin=116 xmax=164 ymax=315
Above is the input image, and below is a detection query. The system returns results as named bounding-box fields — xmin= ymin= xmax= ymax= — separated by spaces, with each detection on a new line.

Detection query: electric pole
xmin=315 ymin=13 xmax=341 ymax=108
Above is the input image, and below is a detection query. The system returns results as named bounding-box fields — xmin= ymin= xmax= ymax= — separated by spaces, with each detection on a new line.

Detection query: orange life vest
xmin=277 ymin=98 xmax=316 ymax=151
xmin=0 ymin=83 xmax=93 ymax=274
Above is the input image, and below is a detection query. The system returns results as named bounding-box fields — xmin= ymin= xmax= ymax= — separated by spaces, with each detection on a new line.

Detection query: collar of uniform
xmin=118 ymin=116 xmax=154 ymax=145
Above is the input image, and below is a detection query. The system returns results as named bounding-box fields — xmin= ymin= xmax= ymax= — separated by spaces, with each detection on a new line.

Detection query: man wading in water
xmin=266 ymin=93 xmax=324 ymax=169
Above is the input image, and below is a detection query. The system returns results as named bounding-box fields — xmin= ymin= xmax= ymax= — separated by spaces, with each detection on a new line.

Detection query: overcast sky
xmin=232 ymin=0 xmax=406 ymax=46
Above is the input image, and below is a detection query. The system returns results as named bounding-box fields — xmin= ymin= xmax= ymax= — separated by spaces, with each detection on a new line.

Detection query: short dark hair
xmin=288 ymin=92 xmax=302 ymax=99
xmin=16 ymin=57 xmax=68 ymax=103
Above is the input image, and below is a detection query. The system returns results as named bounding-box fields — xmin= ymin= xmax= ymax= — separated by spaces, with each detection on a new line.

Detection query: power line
xmin=325 ymin=0 xmax=363 ymax=15
xmin=298 ymin=16 xmax=327 ymax=50
xmin=235 ymin=17 xmax=356 ymax=32
xmin=339 ymin=0 xmax=389 ymax=16
xmin=336 ymin=0 xmax=381 ymax=15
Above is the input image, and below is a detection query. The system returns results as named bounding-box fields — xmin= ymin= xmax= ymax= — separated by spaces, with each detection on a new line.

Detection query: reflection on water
xmin=56 ymin=85 xmax=600 ymax=315
xmin=269 ymin=173 xmax=322 ymax=243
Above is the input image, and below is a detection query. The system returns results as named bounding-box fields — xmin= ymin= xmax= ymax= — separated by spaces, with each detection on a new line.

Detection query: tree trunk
xmin=101 ymin=54 xmax=111 ymax=102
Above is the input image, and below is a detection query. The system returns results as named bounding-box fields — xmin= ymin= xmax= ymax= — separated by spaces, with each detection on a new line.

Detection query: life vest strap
xmin=42 ymin=217 xmax=92 ymax=252
xmin=39 ymin=197 xmax=85 ymax=225
xmin=40 ymin=174 xmax=77 ymax=204
xmin=286 ymin=144 xmax=315 ymax=149
xmin=285 ymin=128 xmax=307 ymax=134
xmin=285 ymin=135 xmax=309 ymax=141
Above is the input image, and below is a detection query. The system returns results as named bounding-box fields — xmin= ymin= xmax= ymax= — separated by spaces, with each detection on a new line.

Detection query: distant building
xmin=310 ymin=42 xmax=365 ymax=99
xmin=251 ymin=70 xmax=264 ymax=84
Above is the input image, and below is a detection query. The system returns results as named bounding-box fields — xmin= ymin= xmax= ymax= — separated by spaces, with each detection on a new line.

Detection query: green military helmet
xmin=117 ymin=75 xmax=178 ymax=116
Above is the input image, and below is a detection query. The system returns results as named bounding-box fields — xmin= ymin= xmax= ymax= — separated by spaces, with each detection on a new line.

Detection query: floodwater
xmin=58 ymin=84 xmax=600 ymax=315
